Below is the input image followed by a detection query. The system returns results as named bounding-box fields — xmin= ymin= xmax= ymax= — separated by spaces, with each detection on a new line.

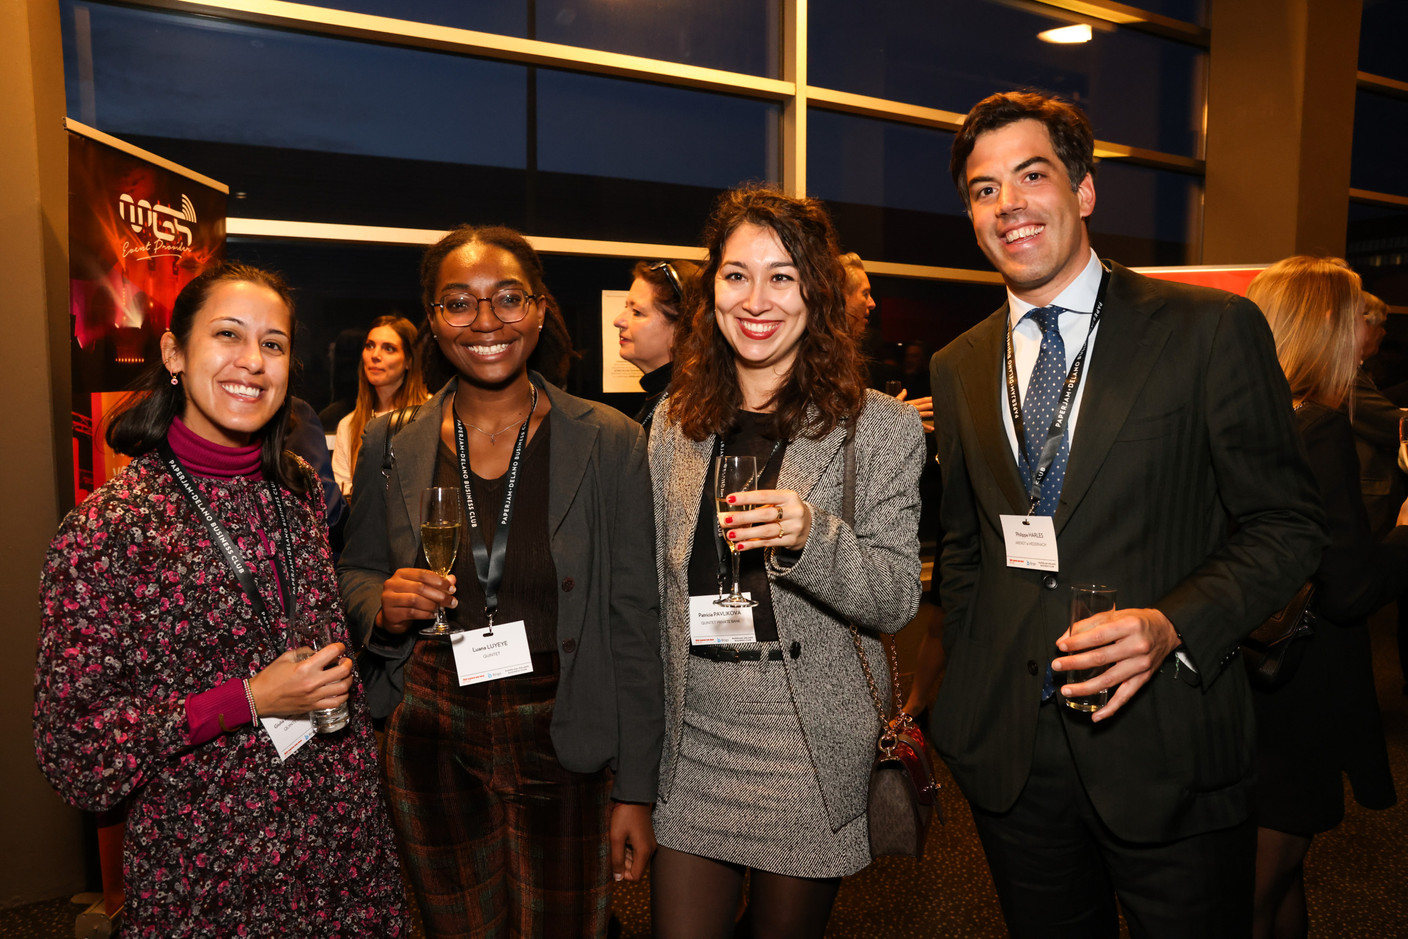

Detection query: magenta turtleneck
xmin=168 ymin=417 xmax=264 ymax=479
xmin=172 ymin=417 xmax=268 ymax=743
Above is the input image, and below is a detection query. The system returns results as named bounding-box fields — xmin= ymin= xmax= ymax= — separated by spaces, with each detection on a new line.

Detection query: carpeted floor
xmin=6 ymin=608 xmax=1407 ymax=938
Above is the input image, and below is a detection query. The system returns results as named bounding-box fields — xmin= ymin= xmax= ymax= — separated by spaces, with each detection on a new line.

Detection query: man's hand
xmin=1052 ymin=607 xmax=1181 ymax=722
xmin=894 ymin=389 xmax=935 ymax=432
xmin=609 ymin=802 xmax=657 ymax=882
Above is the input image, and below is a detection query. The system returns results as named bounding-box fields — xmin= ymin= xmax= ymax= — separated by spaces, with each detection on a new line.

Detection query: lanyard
xmin=158 ymin=440 xmax=294 ymax=632
xmin=452 ymin=383 xmax=538 ymax=630
xmin=1004 ymin=264 xmax=1110 ymax=514
xmin=708 ymin=433 xmax=784 ymax=591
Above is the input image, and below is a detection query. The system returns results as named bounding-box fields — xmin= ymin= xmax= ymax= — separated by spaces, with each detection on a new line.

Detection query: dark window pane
xmin=1348 ymin=203 xmax=1408 ymax=308
xmin=810 ymin=110 xmax=1198 ymax=271
xmin=61 ymin=1 xmax=775 ymax=245
xmin=272 ymin=0 xmax=778 ymax=76
xmin=1136 ymin=0 xmax=1206 ymax=25
xmin=808 ymin=0 xmax=1205 ymax=158
xmin=1352 ymin=90 xmax=1408 ymax=197
xmin=1360 ymin=0 xmax=1408 ymax=82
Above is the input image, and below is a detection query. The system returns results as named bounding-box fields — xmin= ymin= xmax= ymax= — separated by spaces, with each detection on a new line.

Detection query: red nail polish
xmin=727 ymin=495 xmax=736 ymax=504
xmin=724 ymin=516 xmax=733 ymax=524
xmin=727 ymin=531 xmax=736 ymax=540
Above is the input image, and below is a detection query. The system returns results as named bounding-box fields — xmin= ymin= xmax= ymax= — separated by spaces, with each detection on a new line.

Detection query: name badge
xmin=260 ymin=715 xmax=315 ymax=763
xmin=688 ymin=594 xmax=757 ymax=645
xmin=451 ymin=620 xmax=534 ymax=686
xmin=1000 ymin=514 xmax=1059 ymax=571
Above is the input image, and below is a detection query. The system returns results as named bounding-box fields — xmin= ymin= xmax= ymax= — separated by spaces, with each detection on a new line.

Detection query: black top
xmin=634 ymin=362 xmax=674 ymax=428
xmin=687 ymin=410 xmax=788 ymax=642
xmin=433 ymin=414 xmax=559 ymax=652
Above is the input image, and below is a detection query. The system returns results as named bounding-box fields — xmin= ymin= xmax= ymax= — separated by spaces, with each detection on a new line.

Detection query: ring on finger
xmin=776 ymin=506 xmax=784 ymax=521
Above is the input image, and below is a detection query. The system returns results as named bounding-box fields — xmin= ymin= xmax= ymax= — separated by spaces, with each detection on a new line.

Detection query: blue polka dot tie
xmin=1023 ymin=306 xmax=1069 ymax=702
xmin=1020 ymin=306 xmax=1070 ymax=518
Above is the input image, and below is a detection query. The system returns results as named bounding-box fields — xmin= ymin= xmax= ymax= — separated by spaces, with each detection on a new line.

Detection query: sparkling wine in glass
xmin=419 ymin=486 xmax=463 ymax=637
xmin=714 ymin=455 xmax=759 ymax=609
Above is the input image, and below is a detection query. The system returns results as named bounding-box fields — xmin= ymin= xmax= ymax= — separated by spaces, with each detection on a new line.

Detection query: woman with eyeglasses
xmin=612 ymin=259 xmax=702 ymax=428
xmin=337 ymin=225 xmax=663 ymax=938
xmin=331 ymin=314 xmax=429 ymax=499
xmin=648 ymin=187 xmax=925 ymax=938
xmin=35 ymin=263 xmax=406 ymax=937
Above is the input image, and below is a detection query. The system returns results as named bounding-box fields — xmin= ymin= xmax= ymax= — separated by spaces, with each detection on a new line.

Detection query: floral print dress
xmin=34 ymin=450 xmax=407 ymax=938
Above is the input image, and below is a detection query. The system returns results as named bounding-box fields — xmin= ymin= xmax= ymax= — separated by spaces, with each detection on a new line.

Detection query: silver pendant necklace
xmin=458 ymin=390 xmax=535 ymax=445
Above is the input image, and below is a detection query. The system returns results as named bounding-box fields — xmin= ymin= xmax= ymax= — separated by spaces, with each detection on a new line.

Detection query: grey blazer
xmin=650 ymin=390 xmax=925 ymax=830
xmin=337 ymin=375 xmax=665 ymax=803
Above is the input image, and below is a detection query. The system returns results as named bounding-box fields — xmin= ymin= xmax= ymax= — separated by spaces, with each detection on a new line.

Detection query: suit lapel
xmin=394 ymin=384 xmax=450 ymax=546
xmin=777 ymin=420 xmax=845 ymax=501
xmin=543 ymin=381 xmax=598 ymax=538
xmin=955 ymin=308 xmax=1030 ymax=514
xmin=1055 ymin=264 xmax=1171 ymax=531
xmin=666 ymin=431 xmax=714 ymax=572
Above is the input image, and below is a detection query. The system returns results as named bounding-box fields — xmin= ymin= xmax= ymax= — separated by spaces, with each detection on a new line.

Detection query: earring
xmin=170 ymin=372 xmax=179 ymax=386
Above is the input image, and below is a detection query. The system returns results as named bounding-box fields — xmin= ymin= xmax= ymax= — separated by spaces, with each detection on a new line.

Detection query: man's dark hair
xmin=949 ymin=91 xmax=1096 ymax=206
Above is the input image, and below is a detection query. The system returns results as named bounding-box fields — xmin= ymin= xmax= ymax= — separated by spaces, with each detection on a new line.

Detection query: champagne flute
xmin=714 ymin=455 xmax=759 ymax=609
xmin=419 ymin=486 xmax=463 ymax=637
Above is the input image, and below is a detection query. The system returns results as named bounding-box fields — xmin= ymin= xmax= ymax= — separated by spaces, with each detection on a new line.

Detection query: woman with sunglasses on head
xmin=612 ymin=259 xmax=702 ymax=428
xmin=648 ymin=186 xmax=925 ymax=939
xmin=34 ymin=262 xmax=406 ymax=938
xmin=338 ymin=225 xmax=663 ymax=938
xmin=331 ymin=314 xmax=429 ymax=499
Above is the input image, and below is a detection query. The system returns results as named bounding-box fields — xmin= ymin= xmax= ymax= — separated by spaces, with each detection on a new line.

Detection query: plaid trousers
xmin=385 ymin=643 xmax=613 ymax=939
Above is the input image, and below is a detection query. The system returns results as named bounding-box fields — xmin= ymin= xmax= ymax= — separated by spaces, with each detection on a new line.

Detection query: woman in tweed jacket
xmin=648 ymin=186 xmax=925 ymax=939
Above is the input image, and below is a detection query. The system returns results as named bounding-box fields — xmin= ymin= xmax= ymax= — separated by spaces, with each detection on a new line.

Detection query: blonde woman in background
xmin=332 ymin=315 xmax=429 ymax=498
xmin=1247 ymin=256 xmax=1407 ymax=939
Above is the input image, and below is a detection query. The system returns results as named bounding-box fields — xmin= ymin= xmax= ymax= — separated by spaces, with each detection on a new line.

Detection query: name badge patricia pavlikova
xmin=1000 ymin=514 xmax=1059 ymax=571
xmin=451 ymin=620 xmax=534 ymax=686
xmin=688 ymin=594 xmax=757 ymax=645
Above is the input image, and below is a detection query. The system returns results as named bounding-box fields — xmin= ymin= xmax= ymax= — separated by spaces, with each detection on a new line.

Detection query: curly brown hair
xmin=668 ymin=185 xmax=865 ymax=441
xmin=417 ymin=225 xmax=576 ymax=388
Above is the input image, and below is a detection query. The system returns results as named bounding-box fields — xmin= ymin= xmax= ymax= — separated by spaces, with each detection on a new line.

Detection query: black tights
xmin=1253 ymin=826 xmax=1312 ymax=939
xmin=651 ymin=846 xmax=841 ymax=939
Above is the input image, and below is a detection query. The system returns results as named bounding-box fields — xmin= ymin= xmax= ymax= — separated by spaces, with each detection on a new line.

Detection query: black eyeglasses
xmin=431 ymin=288 xmax=542 ymax=326
xmin=648 ymin=261 xmax=684 ymax=302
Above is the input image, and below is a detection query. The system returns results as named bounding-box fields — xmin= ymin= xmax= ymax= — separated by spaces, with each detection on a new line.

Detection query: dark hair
xmin=668 ymin=185 xmax=866 ymax=441
xmin=105 ymin=261 xmax=308 ymax=493
xmin=630 ymin=259 xmax=703 ymax=324
xmin=418 ymin=225 xmax=576 ymax=388
xmin=950 ymin=91 xmax=1096 ymax=207
xmin=346 ymin=314 xmax=430 ymax=474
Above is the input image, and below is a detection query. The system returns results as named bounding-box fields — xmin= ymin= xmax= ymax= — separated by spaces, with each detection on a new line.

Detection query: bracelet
xmin=243 ymin=679 xmax=259 ymax=724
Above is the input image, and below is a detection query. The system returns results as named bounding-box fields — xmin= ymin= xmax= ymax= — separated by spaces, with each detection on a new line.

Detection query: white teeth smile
xmin=739 ymin=320 xmax=781 ymax=339
xmin=1005 ymin=225 xmax=1043 ymax=243
xmin=468 ymin=342 xmax=511 ymax=356
xmin=222 ymin=383 xmax=262 ymax=399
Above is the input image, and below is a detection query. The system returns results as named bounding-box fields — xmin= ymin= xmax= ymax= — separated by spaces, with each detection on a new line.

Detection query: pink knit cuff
xmin=185 ymin=679 xmax=254 ymax=746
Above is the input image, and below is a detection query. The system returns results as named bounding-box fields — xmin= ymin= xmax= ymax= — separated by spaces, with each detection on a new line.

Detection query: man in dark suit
xmin=929 ymin=91 xmax=1324 ymax=937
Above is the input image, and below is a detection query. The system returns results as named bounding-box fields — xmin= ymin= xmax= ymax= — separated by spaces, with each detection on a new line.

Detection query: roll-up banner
xmin=66 ymin=120 xmax=227 ymax=504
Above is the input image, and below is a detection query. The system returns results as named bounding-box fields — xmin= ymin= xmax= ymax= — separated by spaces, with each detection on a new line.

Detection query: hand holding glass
xmin=1064 ymin=585 xmax=1117 ymax=712
xmin=419 ymin=486 xmax=463 ymax=637
xmin=293 ymin=619 xmax=350 ymax=733
xmin=714 ymin=455 xmax=759 ymax=608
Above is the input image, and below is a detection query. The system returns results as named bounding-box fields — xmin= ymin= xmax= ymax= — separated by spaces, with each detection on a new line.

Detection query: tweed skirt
xmin=653 ymin=645 xmax=871 ymax=878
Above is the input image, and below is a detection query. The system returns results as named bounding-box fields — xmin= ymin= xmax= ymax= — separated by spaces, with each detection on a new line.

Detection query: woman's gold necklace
xmin=457 ymin=391 xmax=535 ymax=445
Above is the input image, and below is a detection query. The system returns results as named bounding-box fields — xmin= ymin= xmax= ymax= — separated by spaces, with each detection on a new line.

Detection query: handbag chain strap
xmin=838 ymin=418 xmax=911 ymax=754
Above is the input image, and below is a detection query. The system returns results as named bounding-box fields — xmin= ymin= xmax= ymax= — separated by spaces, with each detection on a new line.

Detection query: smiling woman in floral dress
xmin=33 ymin=262 xmax=406 ymax=938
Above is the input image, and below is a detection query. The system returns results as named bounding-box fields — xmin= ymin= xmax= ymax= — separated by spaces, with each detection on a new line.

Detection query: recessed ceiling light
xmin=1038 ymin=24 xmax=1093 ymax=44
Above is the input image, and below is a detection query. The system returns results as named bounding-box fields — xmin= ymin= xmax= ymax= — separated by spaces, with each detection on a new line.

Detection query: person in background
xmin=338 ymin=225 xmax=661 ymax=938
xmin=612 ymin=259 xmax=702 ymax=428
xmin=288 ymin=396 xmax=347 ymax=529
xmin=840 ymin=252 xmax=933 ymax=431
xmin=1350 ymin=291 xmax=1406 ymax=540
xmin=1246 ymin=257 xmax=1404 ymax=939
xmin=332 ymin=315 xmax=429 ymax=500
xmin=649 ymin=186 xmax=924 ymax=939
xmin=930 ymin=90 xmax=1323 ymax=937
xmin=34 ymin=262 xmax=406 ymax=937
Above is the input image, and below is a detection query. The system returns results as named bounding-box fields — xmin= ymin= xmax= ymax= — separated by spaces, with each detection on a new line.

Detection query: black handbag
xmin=839 ymin=420 xmax=942 ymax=859
xmin=1241 ymin=581 xmax=1316 ymax=691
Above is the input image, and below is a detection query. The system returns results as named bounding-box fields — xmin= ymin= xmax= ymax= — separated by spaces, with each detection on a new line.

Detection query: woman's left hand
xmin=609 ymin=802 xmax=657 ymax=882
xmin=721 ymin=489 xmax=812 ymax=552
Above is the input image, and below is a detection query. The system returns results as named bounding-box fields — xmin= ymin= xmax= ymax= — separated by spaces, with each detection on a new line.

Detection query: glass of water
xmin=293 ymin=619 xmax=350 ymax=734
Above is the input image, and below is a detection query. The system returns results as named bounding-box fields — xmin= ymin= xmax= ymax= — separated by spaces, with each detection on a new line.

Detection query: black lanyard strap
xmin=453 ymin=383 xmax=538 ymax=630
xmin=1003 ymin=264 xmax=1110 ymax=514
xmin=158 ymin=440 xmax=295 ymax=632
